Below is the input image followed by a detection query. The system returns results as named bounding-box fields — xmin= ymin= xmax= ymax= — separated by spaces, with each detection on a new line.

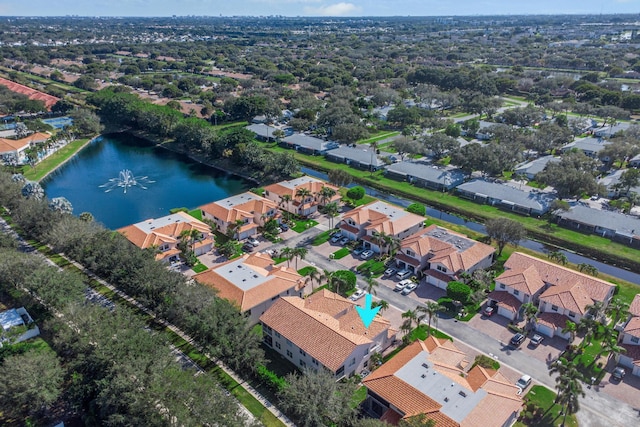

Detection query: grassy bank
xmin=23 ymin=138 xmax=92 ymax=182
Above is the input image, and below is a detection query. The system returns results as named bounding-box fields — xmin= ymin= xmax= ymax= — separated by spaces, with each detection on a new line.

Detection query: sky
xmin=0 ymin=0 xmax=638 ymax=17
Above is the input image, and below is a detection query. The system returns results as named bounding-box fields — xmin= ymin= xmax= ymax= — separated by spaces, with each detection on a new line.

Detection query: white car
xmin=516 ymin=375 xmax=532 ymax=392
xmin=401 ymin=282 xmax=418 ymax=295
xmin=360 ymin=250 xmax=375 ymax=260
xmin=384 ymin=267 xmax=396 ymax=276
xmin=247 ymin=237 xmax=260 ymax=247
xmin=349 ymin=289 xmax=366 ymax=301
xmin=394 ymin=279 xmax=413 ymax=292
xmin=396 ymin=269 xmax=412 ymax=280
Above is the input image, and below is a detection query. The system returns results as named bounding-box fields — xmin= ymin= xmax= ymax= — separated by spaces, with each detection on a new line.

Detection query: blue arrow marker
xmin=355 ymin=293 xmax=381 ymax=328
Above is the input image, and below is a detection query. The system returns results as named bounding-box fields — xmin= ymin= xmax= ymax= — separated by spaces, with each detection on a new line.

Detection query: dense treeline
xmin=0 ymin=85 xmax=47 ymax=114
xmin=87 ymin=88 xmax=299 ymax=180
xmin=0 ymin=171 xmax=263 ymax=425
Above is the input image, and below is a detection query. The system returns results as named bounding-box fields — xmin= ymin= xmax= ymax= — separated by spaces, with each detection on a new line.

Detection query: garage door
xmin=498 ymin=306 xmax=516 ymax=321
xmin=536 ymin=323 xmax=555 ymax=338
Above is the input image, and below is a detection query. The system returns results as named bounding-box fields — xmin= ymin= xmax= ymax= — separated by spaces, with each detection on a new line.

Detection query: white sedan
xmin=394 ymin=279 xmax=413 ymax=292
xmin=349 ymin=289 xmax=366 ymax=301
xmin=401 ymin=282 xmax=418 ymax=295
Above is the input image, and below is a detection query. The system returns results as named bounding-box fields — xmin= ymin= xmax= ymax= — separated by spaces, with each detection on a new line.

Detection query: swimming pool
xmin=42 ymin=116 xmax=73 ymax=129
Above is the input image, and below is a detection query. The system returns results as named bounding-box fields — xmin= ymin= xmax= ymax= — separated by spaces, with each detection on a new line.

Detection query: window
xmin=312 ymin=358 xmax=319 ymax=366
xmin=160 ymin=244 xmax=170 ymax=252
xmin=513 ymin=290 xmax=520 ymax=296
xmin=631 ymin=336 xmax=639 ymax=344
xmin=499 ymin=283 xmax=505 ymax=289
xmin=436 ymin=265 xmax=447 ymax=273
xmin=299 ymin=349 xmax=306 ymax=357
xmin=286 ymin=339 xmax=292 ymax=347
xmin=551 ymin=305 xmax=559 ymax=312
xmin=406 ymin=250 xmax=414 ymax=257
xmin=349 ymin=357 xmax=356 ymax=366
xmin=264 ymin=335 xmax=273 ymax=347
xmin=568 ymin=311 xmax=575 ymax=318
xmin=275 ymin=342 xmax=281 ymax=349
xmin=286 ymin=350 xmax=293 ymax=358
xmin=336 ymin=366 xmax=345 ymax=376
xmin=264 ymin=325 xmax=272 ymax=335
xmin=299 ymin=360 xmax=306 ymax=368
xmin=274 ymin=331 xmax=281 ymax=338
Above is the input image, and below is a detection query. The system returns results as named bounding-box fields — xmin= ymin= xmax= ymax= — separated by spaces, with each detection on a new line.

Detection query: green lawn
xmin=516 ymin=385 xmax=578 ymax=427
xmin=273 ymin=257 xmax=288 ymax=265
xmin=312 ymin=230 xmax=332 ymax=246
xmin=409 ymin=324 xmax=453 ymax=342
xmin=297 ymin=266 xmax=317 ymax=276
xmin=350 ymin=386 xmax=368 ymax=408
xmin=357 ymin=131 xmax=400 ymax=145
xmin=331 ymin=247 xmax=351 ymax=260
xmin=192 ymin=262 xmax=208 ymax=273
xmin=290 ymin=219 xmax=318 ymax=233
xmin=357 ymin=259 xmax=386 ymax=276
xmin=188 ymin=208 xmax=203 ymax=221
xmin=23 ymin=138 xmax=91 ymax=182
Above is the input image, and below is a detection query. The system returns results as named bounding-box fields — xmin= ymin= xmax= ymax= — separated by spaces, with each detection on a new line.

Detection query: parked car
xmin=396 ymin=269 xmax=412 ymax=280
xmin=330 ymin=232 xmax=343 ymax=243
xmin=483 ymin=306 xmax=495 ymax=317
xmin=401 ymin=282 xmax=418 ymax=295
xmin=339 ymin=236 xmax=350 ymax=246
xmin=349 ymin=289 xmax=366 ymax=301
xmin=247 ymin=237 xmax=260 ymax=247
xmin=516 ymin=375 xmax=532 ymax=392
xmin=242 ymin=243 xmax=254 ymax=252
xmin=353 ymin=246 xmax=365 ymax=256
xmin=384 ymin=267 xmax=396 ymax=276
xmin=279 ymin=223 xmax=289 ymax=232
xmin=510 ymin=333 xmax=525 ymax=347
xmin=394 ymin=279 xmax=413 ymax=292
xmin=529 ymin=334 xmax=544 ymax=347
xmin=360 ymin=250 xmax=375 ymax=260
xmin=360 ymin=369 xmax=370 ymax=379
xmin=612 ymin=367 xmax=626 ymax=381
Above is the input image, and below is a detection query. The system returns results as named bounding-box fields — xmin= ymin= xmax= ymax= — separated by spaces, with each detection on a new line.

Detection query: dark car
xmin=510 ymin=333 xmax=525 ymax=347
xmin=279 ymin=223 xmax=289 ymax=232
xmin=612 ymin=367 xmax=626 ymax=381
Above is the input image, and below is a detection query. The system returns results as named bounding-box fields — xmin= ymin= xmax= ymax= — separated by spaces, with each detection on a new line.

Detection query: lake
xmin=42 ymin=133 xmax=251 ymax=229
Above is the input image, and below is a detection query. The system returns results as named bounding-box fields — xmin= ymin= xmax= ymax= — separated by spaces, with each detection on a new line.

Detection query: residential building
xmin=556 ymin=205 xmax=640 ymax=248
xmin=260 ymin=290 xmax=397 ymax=378
xmin=246 ymin=123 xmax=278 ymax=141
xmin=514 ymin=156 xmax=560 ymax=180
xmin=194 ymin=252 xmax=305 ymax=325
xmin=362 ymin=337 xmax=522 ymax=426
xmin=325 ymin=145 xmax=385 ymax=171
xmin=385 ymin=162 xmax=466 ymax=191
xmin=0 ymin=132 xmax=50 ymax=164
xmin=395 ymin=225 xmax=495 ymax=287
xmin=0 ymin=307 xmax=40 ymax=347
xmin=618 ymin=295 xmax=640 ymax=377
xmin=263 ymin=176 xmax=340 ymax=217
xmin=339 ymin=201 xmax=426 ymax=252
xmin=117 ymin=211 xmax=214 ymax=263
xmin=598 ymin=169 xmax=640 ymax=197
xmin=561 ymin=137 xmax=611 ymax=159
xmin=200 ymin=192 xmax=279 ymax=240
xmin=628 ymin=153 xmax=640 ymax=168
xmin=456 ymin=179 xmax=557 ymax=216
xmin=280 ymin=133 xmax=339 ymax=155
xmin=488 ymin=252 xmax=616 ymax=338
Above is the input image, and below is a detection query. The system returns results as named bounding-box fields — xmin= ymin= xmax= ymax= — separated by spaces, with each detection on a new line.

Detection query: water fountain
xmin=100 ymin=169 xmax=154 ymax=193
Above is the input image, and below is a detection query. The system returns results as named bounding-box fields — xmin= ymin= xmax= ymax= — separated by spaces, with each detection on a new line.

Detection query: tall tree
xmin=484 ymin=218 xmax=526 ymax=256
xmin=418 ymin=301 xmax=444 ymax=337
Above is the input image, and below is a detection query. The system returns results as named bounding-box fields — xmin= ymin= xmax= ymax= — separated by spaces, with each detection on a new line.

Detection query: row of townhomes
xmin=0 ymin=131 xmax=50 ymax=164
xmin=488 ymin=252 xmax=616 ymax=339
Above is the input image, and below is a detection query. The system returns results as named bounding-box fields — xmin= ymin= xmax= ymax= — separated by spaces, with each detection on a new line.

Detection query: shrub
xmin=256 ymin=365 xmax=288 ymax=393
xmin=406 ymin=203 xmax=426 ymax=216
xmin=346 ymin=186 xmax=365 ymax=201
xmin=473 ymin=354 xmax=500 ymax=370
xmin=437 ymin=297 xmax=456 ymax=312
xmin=446 ymin=281 xmax=471 ymax=303
xmin=332 ymin=270 xmax=357 ymax=294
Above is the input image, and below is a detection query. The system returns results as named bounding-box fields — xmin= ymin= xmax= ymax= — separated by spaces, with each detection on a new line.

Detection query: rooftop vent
xmin=421 ymin=374 xmax=426 ymax=378
xmin=459 ymin=391 xmax=467 ymax=398
xmin=444 ymin=397 xmax=449 ymax=402
xmin=422 ymin=363 xmax=429 ymax=369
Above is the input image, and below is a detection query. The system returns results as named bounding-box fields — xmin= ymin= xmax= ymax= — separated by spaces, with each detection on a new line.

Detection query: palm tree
xmin=562 ymin=320 xmax=577 ymax=344
xmin=295 ymin=187 xmax=313 ymax=215
xmin=279 ymin=194 xmax=293 ymax=221
xmin=548 ymin=250 xmax=568 ymax=265
xmin=227 ymin=219 xmax=246 ymax=240
xmin=306 ymin=267 xmax=322 ymax=291
xmin=605 ymin=298 xmax=629 ymax=328
xmin=522 ymin=302 xmax=539 ymax=333
xmin=386 ymin=235 xmax=401 ymax=258
xmin=317 ymin=185 xmax=337 ymax=206
xmin=402 ymin=309 xmax=425 ymax=330
xmin=577 ymin=316 xmax=600 ymax=348
xmin=372 ymin=300 xmax=389 ymax=314
xmin=292 ymin=247 xmax=308 ymax=270
xmin=577 ymin=263 xmax=598 ymax=277
xmin=180 ymin=228 xmax=202 ymax=254
xmin=363 ymin=273 xmax=379 ymax=296
xmin=553 ymin=362 xmax=585 ymax=426
xmin=418 ymin=302 xmax=444 ymax=337
xmin=586 ymin=301 xmax=605 ymax=322
xmin=371 ymin=230 xmax=389 ymax=258
xmin=323 ymin=201 xmax=340 ymax=228
xmin=280 ymin=247 xmax=294 ymax=268
xmin=596 ymin=334 xmax=625 ymax=364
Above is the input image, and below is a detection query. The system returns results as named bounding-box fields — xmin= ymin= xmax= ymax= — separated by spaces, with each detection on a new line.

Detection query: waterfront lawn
xmin=23 ymin=138 xmax=90 ymax=182
xmin=188 ymin=208 xmax=203 ymax=221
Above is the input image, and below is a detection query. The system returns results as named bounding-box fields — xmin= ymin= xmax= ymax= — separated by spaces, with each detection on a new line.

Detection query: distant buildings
xmin=386 ymin=162 xmax=466 ymax=191
xmin=556 ymin=205 xmax=640 ymax=248
xmin=456 ymin=179 xmax=557 ymax=216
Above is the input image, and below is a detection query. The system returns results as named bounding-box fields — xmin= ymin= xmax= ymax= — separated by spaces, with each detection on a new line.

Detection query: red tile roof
xmin=0 ymin=77 xmax=59 ymax=110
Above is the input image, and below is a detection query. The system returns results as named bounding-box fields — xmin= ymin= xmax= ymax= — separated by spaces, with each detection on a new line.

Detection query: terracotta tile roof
xmin=629 ymin=295 xmax=640 ymax=318
xmin=264 ymin=177 xmax=340 ymax=202
xmin=504 ymin=252 xmax=614 ymax=312
xmin=0 ymin=77 xmax=60 ymax=109
xmin=624 ymin=317 xmax=640 ymax=336
xmin=194 ymin=253 xmax=303 ymax=312
xmin=537 ymin=312 xmax=571 ymax=330
xmin=396 ymin=252 xmax=421 ymax=267
xmin=540 ymin=282 xmax=594 ymax=315
xmin=423 ymin=269 xmax=454 ymax=283
xmin=401 ymin=224 xmax=495 ymax=274
xmin=259 ymin=290 xmax=395 ymax=372
xmin=342 ymin=201 xmax=425 ymax=238
xmin=488 ymin=291 xmax=522 ymax=313
xmin=0 ymin=132 xmax=50 ymax=153
xmin=363 ymin=337 xmax=521 ymax=426
xmin=495 ymin=265 xmax=545 ymax=296
xmin=199 ymin=192 xmax=277 ymax=223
